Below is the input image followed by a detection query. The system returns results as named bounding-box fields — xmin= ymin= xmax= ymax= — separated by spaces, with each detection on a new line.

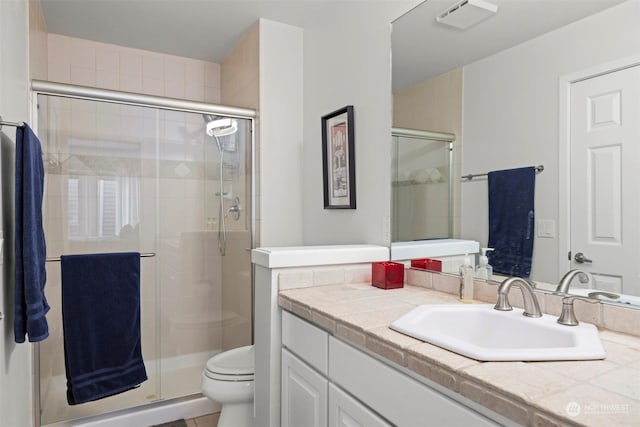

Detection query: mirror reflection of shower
xmin=204 ymin=115 xmax=241 ymax=256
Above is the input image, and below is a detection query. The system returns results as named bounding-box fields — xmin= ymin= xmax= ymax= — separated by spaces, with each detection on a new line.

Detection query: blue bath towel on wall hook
xmin=14 ymin=123 xmax=49 ymax=343
xmin=487 ymin=167 xmax=535 ymax=278
xmin=61 ymin=252 xmax=147 ymax=405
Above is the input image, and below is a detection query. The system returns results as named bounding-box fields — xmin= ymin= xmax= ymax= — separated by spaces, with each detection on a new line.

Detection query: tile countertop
xmin=278 ymin=282 xmax=640 ymax=427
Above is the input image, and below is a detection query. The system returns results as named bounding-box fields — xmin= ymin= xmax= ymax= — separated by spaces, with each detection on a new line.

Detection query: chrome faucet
xmin=556 ymin=269 xmax=590 ymax=293
xmin=494 ymin=277 xmax=542 ymax=318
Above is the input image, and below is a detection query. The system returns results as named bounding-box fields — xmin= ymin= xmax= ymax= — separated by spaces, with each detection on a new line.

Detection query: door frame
xmin=558 ymin=54 xmax=640 ymax=277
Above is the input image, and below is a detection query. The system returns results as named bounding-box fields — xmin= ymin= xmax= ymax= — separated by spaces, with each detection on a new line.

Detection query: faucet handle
xmin=588 ymin=291 xmax=620 ymax=300
xmin=557 ymin=296 xmax=599 ymax=326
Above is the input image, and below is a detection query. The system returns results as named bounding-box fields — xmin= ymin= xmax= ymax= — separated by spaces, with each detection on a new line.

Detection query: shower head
xmin=202 ymin=114 xmax=217 ymax=124
xmin=206 ymin=118 xmax=238 ymax=137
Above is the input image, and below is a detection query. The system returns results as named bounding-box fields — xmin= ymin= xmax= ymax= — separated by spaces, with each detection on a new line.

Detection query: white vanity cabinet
xmin=281 ymin=308 xmax=329 ymax=427
xmin=328 ymin=383 xmax=391 ymax=427
xmin=282 ymin=311 xmax=388 ymax=427
xmin=281 ymin=348 xmax=328 ymax=427
xmin=281 ymin=310 xmax=500 ymax=427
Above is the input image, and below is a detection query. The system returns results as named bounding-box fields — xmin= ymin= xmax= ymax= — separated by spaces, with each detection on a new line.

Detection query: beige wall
xmin=393 ymin=68 xmax=462 ymax=134
xmin=29 ymin=0 xmax=48 ymax=81
xmin=393 ymin=68 xmax=463 ymax=237
xmin=221 ymin=23 xmax=259 ymax=110
xmin=47 ymin=34 xmax=221 ymax=103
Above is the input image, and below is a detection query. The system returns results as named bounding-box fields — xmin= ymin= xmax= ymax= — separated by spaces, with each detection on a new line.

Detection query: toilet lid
xmin=205 ymin=345 xmax=254 ymax=376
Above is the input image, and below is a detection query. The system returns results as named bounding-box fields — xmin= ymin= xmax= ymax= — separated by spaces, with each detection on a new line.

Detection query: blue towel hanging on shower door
xmin=487 ymin=167 xmax=535 ymax=278
xmin=61 ymin=252 xmax=147 ymax=405
xmin=14 ymin=123 xmax=49 ymax=343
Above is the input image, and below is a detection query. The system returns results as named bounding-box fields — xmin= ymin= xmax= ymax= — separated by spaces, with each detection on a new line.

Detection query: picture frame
xmin=321 ymin=105 xmax=356 ymax=209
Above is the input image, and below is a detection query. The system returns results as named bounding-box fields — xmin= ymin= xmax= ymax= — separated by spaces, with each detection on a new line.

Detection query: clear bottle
xmin=475 ymin=248 xmax=494 ymax=280
xmin=459 ymin=253 xmax=474 ymax=303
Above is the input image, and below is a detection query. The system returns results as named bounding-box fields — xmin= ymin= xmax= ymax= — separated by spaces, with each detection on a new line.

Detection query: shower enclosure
xmin=33 ymin=81 xmax=255 ymax=425
xmin=391 ymin=128 xmax=454 ymax=242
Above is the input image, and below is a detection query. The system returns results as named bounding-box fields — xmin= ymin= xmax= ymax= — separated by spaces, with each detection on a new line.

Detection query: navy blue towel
xmin=61 ymin=252 xmax=147 ymax=405
xmin=487 ymin=167 xmax=535 ymax=278
xmin=14 ymin=123 xmax=49 ymax=343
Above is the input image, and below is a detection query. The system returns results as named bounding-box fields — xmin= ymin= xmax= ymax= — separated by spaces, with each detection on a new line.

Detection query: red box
xmin=410 ymin=258 xmax=442 ymax=272
xmin=371 ymin=261 xmax=404 ymax=289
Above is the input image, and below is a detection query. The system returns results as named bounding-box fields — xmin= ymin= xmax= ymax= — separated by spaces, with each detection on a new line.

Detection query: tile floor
xmin=185 ymin=412 xmax=220 ymax=427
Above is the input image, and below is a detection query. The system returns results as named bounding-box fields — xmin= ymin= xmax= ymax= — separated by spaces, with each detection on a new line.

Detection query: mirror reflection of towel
xmin=61 ymin=252 xmax=147 ymax=405
xmin=487 ymin=167 xmax=535 ymax=278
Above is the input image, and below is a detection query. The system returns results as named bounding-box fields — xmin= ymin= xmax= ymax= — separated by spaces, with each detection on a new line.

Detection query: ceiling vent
xmin=436 ymin=0 xmax=498 ymax=30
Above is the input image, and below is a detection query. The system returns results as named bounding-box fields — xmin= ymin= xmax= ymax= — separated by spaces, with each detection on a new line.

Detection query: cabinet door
xmin=282 ymin=348 xmax=328 ymax=427
xmin=329 ymin=384 xmax=391 ymax=427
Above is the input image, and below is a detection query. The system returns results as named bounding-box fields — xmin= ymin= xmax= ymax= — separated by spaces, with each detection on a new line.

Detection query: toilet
xmin=201 ymin=345 xmax=255 ymax=427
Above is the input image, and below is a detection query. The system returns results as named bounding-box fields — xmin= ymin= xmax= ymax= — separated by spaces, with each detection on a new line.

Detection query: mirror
xmin=391 ymin=0 xmax=640 ymax=305
xmin=391 ymin=128 xmax=454 ymax=242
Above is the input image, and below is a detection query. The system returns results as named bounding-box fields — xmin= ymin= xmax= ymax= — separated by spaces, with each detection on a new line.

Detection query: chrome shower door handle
xmin=574 ymin=252 xmax=592 ymax=264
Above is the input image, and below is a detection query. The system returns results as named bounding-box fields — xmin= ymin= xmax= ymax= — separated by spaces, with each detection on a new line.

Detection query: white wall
xmin=461 ymin=0 xmax=640 ymax=283
xmin=0 ymin=1 xmax=34 ymax=426
xmin=301 ymin=2 xmax=420 ymax=246
xmin=258 ymin=19 xmax=304 ymax=247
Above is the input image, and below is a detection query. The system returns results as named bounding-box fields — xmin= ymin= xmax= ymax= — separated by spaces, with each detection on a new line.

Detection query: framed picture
xmin=321 ymin=105 xmax=356 ymax=209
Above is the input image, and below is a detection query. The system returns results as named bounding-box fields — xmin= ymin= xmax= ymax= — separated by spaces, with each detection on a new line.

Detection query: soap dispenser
xmin=459 ymin=253 xmax=474 ymax=303
xmin=475 ymin=248 xmax=494 ymax=280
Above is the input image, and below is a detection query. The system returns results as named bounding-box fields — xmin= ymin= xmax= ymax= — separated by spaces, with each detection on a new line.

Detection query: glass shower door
xmin=156 ymin=110 xmax=253 ymax=400
xmin=37 ymin=93 xmax=254 ymax=425
xmin=38 ymin=95 xmax=161 ymax=423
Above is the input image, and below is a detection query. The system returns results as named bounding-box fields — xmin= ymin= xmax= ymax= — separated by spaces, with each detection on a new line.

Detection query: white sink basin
xmin=390 ymin=304 xmax=605 ymax=361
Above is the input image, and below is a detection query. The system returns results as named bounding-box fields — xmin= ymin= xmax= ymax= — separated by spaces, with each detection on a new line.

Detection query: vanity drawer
xmin=282 ymin=310 xmax=329 ymax=375
xmin=329 ymin=337 xmax=498 ymax=427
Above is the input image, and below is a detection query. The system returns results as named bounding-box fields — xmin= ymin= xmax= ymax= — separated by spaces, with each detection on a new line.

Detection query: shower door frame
xmin=30 ymin=79 xmax=257 ymax=427
xmin=391 ymin=127 xmax=455 ymax=241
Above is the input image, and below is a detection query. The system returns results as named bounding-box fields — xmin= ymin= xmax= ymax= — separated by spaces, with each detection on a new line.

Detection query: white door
xmin=281 ymin=348 xmax=328 ymax=427
xmin=570 ymin=65 xmax=640 ymax=294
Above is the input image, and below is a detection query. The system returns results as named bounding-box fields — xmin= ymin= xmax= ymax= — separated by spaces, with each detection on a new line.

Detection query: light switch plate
xmin=537 ymin=219 xmax=555 ymax=238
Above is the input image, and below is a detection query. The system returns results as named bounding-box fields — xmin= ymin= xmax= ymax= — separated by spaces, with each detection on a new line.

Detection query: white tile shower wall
xmin=47 ymin=33 xmax=221 ymax=103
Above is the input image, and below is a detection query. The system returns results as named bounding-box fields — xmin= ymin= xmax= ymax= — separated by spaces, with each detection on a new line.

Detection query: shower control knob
xmin=226 ymin=196 xmax=242 ymax=221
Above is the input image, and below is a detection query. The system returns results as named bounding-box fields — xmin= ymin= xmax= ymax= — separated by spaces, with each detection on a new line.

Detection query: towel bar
xmin=461 ymin=165 xmax=544 ymax=181
xmin=0 ymin=115 xmax=25 ymax=131
xmin=46 ymin=252 xmax=156 ymax=262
